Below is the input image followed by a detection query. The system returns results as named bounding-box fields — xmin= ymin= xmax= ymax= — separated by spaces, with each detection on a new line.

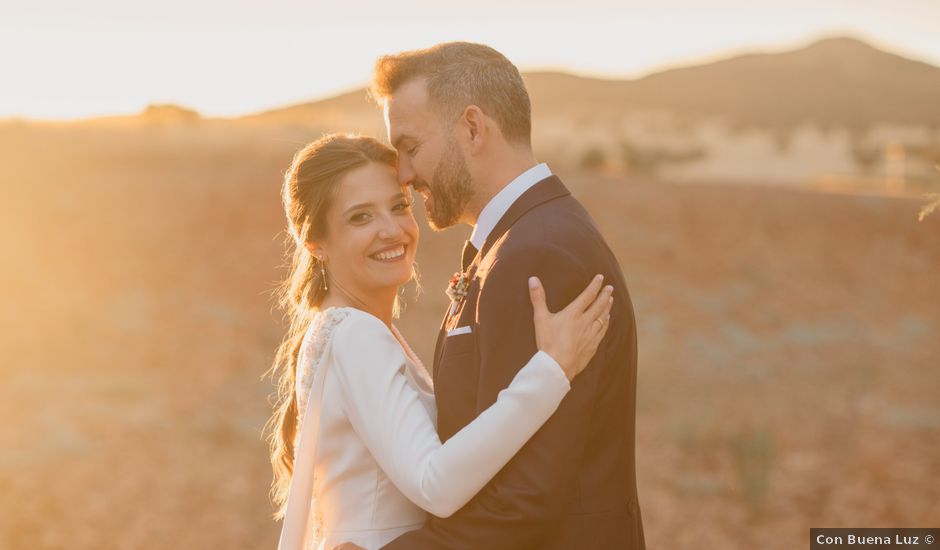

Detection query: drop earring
xmin=317 ymin=256 xmax=328 ymax=292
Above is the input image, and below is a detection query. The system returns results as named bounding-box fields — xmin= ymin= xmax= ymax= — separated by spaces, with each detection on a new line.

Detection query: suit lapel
xmin=431 ymin=175 xmax=571 ymax=380
xmin=479 ymin=175 xmax=571 ymax=258
xmin=432 ymin=253 xmax=483 ymax=378
xmin=432 ymin=318 xmax=447 ymax=379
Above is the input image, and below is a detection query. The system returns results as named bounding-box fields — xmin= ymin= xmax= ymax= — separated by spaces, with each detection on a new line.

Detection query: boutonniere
xmin=446 ymin=271 xmax=470 ymax=304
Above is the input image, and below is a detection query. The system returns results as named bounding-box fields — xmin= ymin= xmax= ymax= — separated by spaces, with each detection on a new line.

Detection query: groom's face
xmin=385 ymin=78 xmax=474 ymax=230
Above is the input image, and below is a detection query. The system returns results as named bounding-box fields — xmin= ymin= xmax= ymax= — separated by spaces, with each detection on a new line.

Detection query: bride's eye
xmin=394 ymin=200 xmax=413 ymax=212
xmin=350 ymin=212 xmax=371 ymax=224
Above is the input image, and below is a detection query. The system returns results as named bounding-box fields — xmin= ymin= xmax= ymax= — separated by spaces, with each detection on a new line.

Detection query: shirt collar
xmin=469 ymin=163 xmax=552 ymax=250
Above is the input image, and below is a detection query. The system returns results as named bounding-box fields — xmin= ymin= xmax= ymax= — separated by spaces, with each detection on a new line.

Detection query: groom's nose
xmin=397 ymin=156 xmax=416 ymax=187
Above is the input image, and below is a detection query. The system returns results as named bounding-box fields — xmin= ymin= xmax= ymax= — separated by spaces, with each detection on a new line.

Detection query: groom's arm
xmin=382 ymin=241 xmax=606 ymax=549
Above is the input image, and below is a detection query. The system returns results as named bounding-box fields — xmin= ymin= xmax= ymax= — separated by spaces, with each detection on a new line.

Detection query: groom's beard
xmin=422 ymin=141 xmax=474 ymax=231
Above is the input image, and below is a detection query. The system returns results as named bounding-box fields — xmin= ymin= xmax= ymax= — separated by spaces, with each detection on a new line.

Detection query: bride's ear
xmin=305 ymin=241 xmax=322 ymax=258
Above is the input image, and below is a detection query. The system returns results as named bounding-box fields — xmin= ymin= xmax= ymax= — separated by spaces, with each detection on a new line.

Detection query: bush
xmin=579 ymin=146 xmax=607 ymax=171
xmin=621 ymin=140 xmax=707 ymax=176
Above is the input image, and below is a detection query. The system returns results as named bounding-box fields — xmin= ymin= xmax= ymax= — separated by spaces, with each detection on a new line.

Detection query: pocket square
xmin=446 ymin=326 xmax=472 ymax=337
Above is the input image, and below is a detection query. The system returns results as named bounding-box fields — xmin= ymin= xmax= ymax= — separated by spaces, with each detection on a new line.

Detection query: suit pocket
xmin=446 ymin=325 xmax=472 ymax=337
xmin=441 ymin=330 xmax=475 ymax=357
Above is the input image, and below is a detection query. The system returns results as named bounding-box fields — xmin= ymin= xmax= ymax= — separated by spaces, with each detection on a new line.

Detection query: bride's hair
xmin=265 ymin=133 xmax=398 ymax=520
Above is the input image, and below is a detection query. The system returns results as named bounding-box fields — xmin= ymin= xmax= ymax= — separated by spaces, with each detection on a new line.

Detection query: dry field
xmin=1 ymin=121 xmax=937 ymax=549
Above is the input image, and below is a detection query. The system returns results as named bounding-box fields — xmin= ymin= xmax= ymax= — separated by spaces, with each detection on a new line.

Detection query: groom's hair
xmin=371 ymin=42 xmax=532 ymax=147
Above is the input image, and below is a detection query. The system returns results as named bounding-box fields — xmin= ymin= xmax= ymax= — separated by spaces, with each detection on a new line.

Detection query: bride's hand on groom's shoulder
xmin=528 ymin=274 xmax=614 ymax=382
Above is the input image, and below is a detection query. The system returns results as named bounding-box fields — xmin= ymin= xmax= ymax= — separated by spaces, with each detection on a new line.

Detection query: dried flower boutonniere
xmin=445 ymin=271 xmax=470 ymax=316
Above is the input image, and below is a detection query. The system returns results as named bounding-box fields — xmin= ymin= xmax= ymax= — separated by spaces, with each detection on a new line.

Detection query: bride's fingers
xmin=600 ymin=291 xmax=614 ymax=318
xmin=593 ymin=306 xmax=612 ymax=342
xmin=583 ymin=284 xmax=614 ymax=324
xmin=528 ymin=276 xmax=549 ymax=318
xmin=567 ymin=274 xmax=605 ymax=314
xmin=593 ymin=313 xmax=612 ymax=344
xmin=578 ymin=313 xmax=609 ymax=372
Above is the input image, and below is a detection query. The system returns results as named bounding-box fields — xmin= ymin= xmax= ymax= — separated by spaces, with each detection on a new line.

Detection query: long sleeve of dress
xmin=330 ymin=311 xmax=570 ymax=519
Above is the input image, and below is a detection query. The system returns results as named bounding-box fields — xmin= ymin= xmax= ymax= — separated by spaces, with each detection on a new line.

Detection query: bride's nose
xmin=377 ymin=215 xmax=404 ymax=240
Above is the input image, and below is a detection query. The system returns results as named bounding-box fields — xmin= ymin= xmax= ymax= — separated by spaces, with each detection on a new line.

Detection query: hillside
xmin=0 ymin=121 xmax=938 ymax=549
xmin=528 ymin=37 xmax=940 ymax=128
xmin=243 ymin=37 xmax=940 ymax=131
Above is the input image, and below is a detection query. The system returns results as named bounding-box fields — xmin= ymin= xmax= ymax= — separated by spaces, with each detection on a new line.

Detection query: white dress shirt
xmin=469 ymin=163 xmax=552 ymax=250
xmin=277 ymin=306 xmax=570 ymax=550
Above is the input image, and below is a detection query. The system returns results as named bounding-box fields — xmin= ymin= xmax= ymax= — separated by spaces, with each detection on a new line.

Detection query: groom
xmin=372 ymin=42 xmax=645 ymax=549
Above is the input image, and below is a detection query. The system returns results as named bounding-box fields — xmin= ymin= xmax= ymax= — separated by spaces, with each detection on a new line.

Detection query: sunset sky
xmin=3 ymin=0 xmax=939 ymax=120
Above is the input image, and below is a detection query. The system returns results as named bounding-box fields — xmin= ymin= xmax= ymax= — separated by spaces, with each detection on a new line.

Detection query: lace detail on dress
xmin=293 ymin=306 xmax=351 ymax=547
xmin=295 ymin=307 xmax=351 ymax=428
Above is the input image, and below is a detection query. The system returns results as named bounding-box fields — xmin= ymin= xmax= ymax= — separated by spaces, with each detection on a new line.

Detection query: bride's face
xmin=316 ymin=162 xmax=419 ymax=296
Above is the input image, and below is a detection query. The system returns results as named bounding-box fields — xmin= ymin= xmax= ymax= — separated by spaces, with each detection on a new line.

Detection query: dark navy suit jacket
xmin=383 ymin=176 xmax=645 ymax=549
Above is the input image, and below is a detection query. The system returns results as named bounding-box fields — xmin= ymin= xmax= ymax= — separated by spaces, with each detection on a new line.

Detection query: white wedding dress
xmin=277 ymin=306 xmax=570 ymax=550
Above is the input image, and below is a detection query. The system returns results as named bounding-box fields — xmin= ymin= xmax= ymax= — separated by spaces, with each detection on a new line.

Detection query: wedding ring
xmin=594 ymin=318 xmax=605 ymax=329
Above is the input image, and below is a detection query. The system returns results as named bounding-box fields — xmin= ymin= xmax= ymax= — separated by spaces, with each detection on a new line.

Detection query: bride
xmin=266 ymin=134 xmax=614 ymax=550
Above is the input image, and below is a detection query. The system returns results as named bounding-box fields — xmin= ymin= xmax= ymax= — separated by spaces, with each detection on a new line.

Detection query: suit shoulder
xmin=500 ymin=195 xmax=603 ymax=254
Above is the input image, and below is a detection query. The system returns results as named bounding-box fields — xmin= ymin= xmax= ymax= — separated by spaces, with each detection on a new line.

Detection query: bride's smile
xmin=368 ymin=243 xmax=408 ymax=263
xmin=312 ymin=160 xmax=419 ymax=299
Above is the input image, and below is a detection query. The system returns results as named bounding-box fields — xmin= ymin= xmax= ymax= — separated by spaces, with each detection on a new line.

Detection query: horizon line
xmin=5 ymin=32 xmax=938 ymax=123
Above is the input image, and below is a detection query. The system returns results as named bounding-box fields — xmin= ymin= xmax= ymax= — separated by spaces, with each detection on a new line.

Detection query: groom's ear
xmin=458 ymin=105 xmax=488 ymax=155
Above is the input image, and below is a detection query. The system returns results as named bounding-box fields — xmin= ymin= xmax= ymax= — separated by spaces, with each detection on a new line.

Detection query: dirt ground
xmin=1 ymin=123 xmax=937 ymax=549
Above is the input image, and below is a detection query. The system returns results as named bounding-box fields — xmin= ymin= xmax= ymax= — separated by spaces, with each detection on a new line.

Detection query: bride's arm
xmin=332 ymin=313 xmax=564 ymax=518
xmin=330 ymin=302 xmax=605 ymax=519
